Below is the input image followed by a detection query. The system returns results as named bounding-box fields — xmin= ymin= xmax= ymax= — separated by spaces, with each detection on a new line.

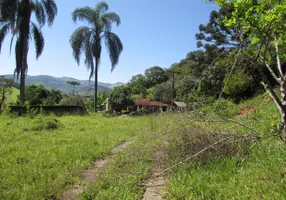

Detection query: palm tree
xmin=0 ymin=0 xmax=57 ymax=105
xmin=70 ymin=1 xmax=123 ymax=112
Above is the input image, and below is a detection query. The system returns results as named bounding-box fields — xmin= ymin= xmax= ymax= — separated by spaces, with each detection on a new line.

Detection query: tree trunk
xmin=19 ymin=0 xmax=31 ymax=106
xmin=94 ymin=58 xmax=99 ymax=113
xmin=280 ymin=82 xmax=286 ymax=140
xmin=20 ymin=67 xmax=25 ymax=105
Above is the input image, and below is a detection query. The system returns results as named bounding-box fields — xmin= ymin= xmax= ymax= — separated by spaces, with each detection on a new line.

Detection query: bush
xmin=213 ymin=98 xmax=239 ymax=118
xmin=23 ymin=117 xmax=63 ymax=131
xmin=59 ymin=95 xmax=85 ymax=107
xmin=128 ymin=108 xmax=157 ymax=116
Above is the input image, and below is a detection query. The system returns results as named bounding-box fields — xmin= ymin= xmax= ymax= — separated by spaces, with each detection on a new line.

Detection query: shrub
xmin=23 ymin=117 xmax=63 ymax=131
xmin=59 ymin=95 xmax=85 ymax=107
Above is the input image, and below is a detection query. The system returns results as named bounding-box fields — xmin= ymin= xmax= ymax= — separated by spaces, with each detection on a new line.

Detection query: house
xmin=133 ymin=99 xmax=168 ymax=112
xmin=172 ymin=101 xmax=187 ymax=111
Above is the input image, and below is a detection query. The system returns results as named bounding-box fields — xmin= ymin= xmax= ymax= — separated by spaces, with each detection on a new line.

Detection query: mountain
xmin=3 ymin=75 xmax=125 ymax=95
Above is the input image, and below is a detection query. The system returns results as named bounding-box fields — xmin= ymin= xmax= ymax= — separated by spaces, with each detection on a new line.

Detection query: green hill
xmin=2 ymin=75 xmax=124 ymax=95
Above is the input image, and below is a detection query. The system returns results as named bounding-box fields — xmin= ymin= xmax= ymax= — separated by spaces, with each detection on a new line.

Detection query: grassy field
xmin=1 ymin=93 xmax=286 ymax=199
xmin=0 ymin=114 xmax=169 ymax=199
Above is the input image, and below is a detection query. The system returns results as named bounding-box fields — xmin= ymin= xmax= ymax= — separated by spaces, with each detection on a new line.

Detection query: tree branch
xmin=265 ymin=63 xmax=281 ymax=84
xmin=274 ymin=38 xmax=284 ymax=81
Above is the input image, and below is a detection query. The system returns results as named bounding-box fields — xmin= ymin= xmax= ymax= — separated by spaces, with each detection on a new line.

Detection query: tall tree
xmin=144 ymin=66 xmax=168 ymax=88
xmin=70 ymin=1 xmax=123 ymax=112
xmin=0 ymin=0 xmax=57 ymax=105
xmin=127 ymin=74 xmax=147 ymax=97
xmin=213 ymin=0 xmax=286 ymax=138
xmin=196 ymin=4 xmax=239 ymax=49
xmin=66 ymin=81 xmax=81 ymax=96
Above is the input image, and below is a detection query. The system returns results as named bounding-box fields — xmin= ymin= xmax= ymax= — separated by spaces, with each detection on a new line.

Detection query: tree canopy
xmin=0 ymin=0 xmax=57 ymax=105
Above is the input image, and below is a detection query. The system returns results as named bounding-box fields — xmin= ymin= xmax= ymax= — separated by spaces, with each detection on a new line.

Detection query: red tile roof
xmin=135 ymin=99 xmax=152 ymax=105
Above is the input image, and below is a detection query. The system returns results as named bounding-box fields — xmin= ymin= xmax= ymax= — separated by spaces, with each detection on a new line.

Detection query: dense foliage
xmin=23 ymin=84 xmax=63 ymax=106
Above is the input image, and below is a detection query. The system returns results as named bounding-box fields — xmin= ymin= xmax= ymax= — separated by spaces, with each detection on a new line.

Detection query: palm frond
xmin=104 ymin=31 xmax=123 ymax=71
xmin=0 ymin=22 xmax=11 ymax=53
xmin=9 ymin=32 xmax=17 ymax=56
xmin=0 ymin=0 xmax=17 ymax=22
xmin=102 ymin=12 xmax=121 ymax=26
xmin=72 ymin=7 xmax=95 ymax=24
xmin=14 ymin=38 xmax=22 ymax=79
xmin=95 ymin=1 xmax=108 ymax=15
xmin=70 ymin=26 xmax=91 ymax=64
xmin=31 ymin=22 xmax=44 ymax=59
xmin=84 ymin=32 xmax=95 ymax=80
xmin=33 ymin=1 xmax=46 ymax=27
xmin=42 ymin=0 xmax=57 ymax=26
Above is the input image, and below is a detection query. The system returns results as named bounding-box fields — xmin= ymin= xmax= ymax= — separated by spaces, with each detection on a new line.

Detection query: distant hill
xmin=3 ymin=75 xmax=124 ymax=95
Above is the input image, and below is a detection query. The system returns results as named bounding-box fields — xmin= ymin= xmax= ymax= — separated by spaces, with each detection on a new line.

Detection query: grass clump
xmin=23 ymin=116 xmax=63 ymax=131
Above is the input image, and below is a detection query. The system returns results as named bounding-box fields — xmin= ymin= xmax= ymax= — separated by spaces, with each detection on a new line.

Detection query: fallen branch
xmin=156 ymin=134 xmax=259 ymax=176
xmin=167 ymin=118 xmax=260 ymax=135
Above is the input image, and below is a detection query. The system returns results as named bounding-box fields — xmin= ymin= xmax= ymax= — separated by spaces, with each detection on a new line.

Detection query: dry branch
xmin=157 ymin=134 xmax=259 ymax=176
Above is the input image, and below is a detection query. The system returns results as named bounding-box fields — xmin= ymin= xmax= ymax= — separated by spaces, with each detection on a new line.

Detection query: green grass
xmin=164 ymin=94 xmax=286 ymax=199
xmin=1 ymin=92 xmax=286 ymax=200
xmin=0 ymin=114 xmax=163 ymax=199
xmin=81 ymin=115 xmax=170 ymax=200
xmin=165 ymin=139 xmax=286 ymax=199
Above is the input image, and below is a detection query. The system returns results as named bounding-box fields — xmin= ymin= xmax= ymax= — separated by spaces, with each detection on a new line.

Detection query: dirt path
xmin=142 ymin=150 xmax=166 ymax=200
xmin=59 ymin=140 xmax=134 ymax=200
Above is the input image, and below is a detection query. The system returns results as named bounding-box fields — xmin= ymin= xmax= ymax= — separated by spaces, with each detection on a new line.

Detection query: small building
xmin=134 ymin=99 xmax=168 ymax=112
xmin=172 ymin=101 xmax=187 ymax=111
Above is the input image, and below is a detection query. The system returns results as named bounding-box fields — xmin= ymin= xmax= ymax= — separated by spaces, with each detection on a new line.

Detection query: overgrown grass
xmin=165 ymin=139 xmax=286 ymax=199
xmin=0 ymin=114 xmax=162 ymax=199
xmin=81 ymin=115 xmax=170 ymax=200
xmin=1 ymin=92 xmax=285 ymax=199
xmin=164 ymin=93 xmax=286 ymax=199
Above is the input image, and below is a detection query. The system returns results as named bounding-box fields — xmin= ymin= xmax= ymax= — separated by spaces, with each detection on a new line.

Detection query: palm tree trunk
xmin=20 ymin=67 xmax=25 ymax=105
xmin=19 ymin=0 xmax=31 ymax=106
xmin=94 ymin=58 xmax=99 ymax=113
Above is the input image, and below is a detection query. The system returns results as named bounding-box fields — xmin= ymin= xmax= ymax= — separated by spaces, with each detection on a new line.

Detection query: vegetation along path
xmin=142 ymin=150 xmax=166 ymax=200
xmin=60 ymin=139 xmax=134 ymax=200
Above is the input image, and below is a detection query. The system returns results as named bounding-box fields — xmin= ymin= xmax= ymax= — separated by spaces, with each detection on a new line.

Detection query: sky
xmin=0 ymin=0 xmax=218 ymax=83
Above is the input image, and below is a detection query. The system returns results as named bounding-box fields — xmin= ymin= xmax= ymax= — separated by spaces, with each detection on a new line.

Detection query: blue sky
xmin=0 ymin=0 xmax=218 ymax=83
